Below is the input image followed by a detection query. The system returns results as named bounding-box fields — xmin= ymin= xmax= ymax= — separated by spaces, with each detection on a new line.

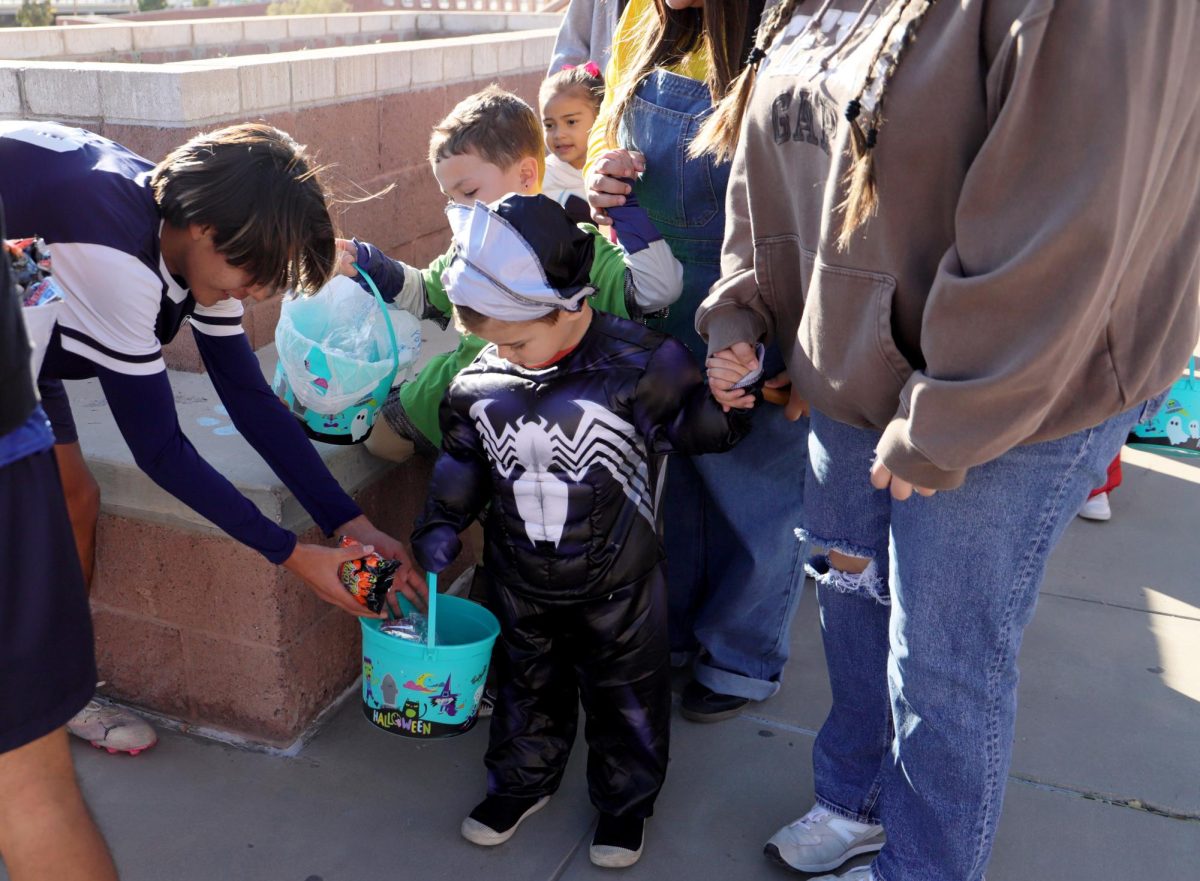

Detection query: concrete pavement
xmin=6 ymin=446 xmax=1198 ymax=881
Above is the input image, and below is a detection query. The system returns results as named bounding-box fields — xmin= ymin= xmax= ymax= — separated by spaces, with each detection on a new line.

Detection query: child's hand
xmin=706 ymin=342 xmax=759 ymax=412
xmin=334 ymin=238 xmax=359 ymax=277
xmin=586 ymin=148 xmax=646 ymax=225
xmin=764 ymin=373 xmax=810 ymax=421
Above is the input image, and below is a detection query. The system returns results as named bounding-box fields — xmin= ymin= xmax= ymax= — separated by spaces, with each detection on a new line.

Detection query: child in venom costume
xmin=411 ymin=194 xmax=758 ymax=868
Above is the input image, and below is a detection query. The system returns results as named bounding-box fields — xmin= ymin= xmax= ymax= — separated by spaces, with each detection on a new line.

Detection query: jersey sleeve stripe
xmin=58 ymin=325 xmax=162 ymax=363
xmin=188 ymin=315 xmax=245 ymax=337
xmin=58 ymin=327 xmax=165 ymax=376
xmin=189 ymin=313 xmax=243 ymax=326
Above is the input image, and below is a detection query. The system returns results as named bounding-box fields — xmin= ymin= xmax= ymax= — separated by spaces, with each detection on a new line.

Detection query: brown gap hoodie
xmin=698 ymin=0 xmax=1200 ymax=489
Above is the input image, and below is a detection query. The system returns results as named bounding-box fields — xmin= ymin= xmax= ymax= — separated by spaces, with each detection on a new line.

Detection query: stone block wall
xmin=0 ymin=19 xmax=554 ymax=371
xmin=89 ymin=453 xmax=480 ymax=747
xmin=3 ymin=14 xmax=551 ymax=745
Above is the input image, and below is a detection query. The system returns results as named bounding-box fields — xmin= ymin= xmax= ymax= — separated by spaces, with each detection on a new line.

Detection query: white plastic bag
xmin=275 ymin=276 xmax=418 ymax=416
xmin=21 ymin=300 xmax=62 ymax=378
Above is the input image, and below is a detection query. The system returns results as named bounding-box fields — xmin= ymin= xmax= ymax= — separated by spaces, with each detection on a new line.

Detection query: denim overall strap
xmin=618 ymin=69 xmax=732 ymax=359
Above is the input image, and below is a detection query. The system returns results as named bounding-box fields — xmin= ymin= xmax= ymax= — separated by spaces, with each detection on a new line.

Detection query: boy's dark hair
xmin=539 ymin=64 xmax=605 ymax=116
xmin=428 ymin=85 xmax=546 ymax=180
xmin=151 ymin=123 xmax=335 ymax=294
xmin=453 ymin=303 xmax=559 ymax=335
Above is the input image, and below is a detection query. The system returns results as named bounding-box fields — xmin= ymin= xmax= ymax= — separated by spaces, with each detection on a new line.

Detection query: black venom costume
xmin=412 ymin=309 xmax=754 ymax=819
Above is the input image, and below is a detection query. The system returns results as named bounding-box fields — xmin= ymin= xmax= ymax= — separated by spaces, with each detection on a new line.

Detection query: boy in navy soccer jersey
xmin=0 ymin=121 xmax=426 ymax=754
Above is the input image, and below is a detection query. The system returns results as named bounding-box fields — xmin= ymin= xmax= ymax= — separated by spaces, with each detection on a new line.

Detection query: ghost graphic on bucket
xmin=1166 ymin=415 xmax=1189 ymax=446
xmin=350 ymin=408 xmax=371 ymax=442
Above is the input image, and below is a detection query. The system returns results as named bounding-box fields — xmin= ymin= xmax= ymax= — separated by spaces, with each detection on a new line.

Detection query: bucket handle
xmin=425 ymin=571 xmax=438 ymax=655
xmin=353 ymin=262 xmax=401 ymax=375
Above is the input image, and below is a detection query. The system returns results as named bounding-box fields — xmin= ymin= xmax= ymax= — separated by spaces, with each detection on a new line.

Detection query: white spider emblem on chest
xmin=469 ymin=398 xmax=654 ymax=547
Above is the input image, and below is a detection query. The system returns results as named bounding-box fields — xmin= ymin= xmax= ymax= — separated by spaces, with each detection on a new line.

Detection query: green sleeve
xmin=583 ymin=225 xmax=630 ymax=320
xmin=395 ymin=246 xmax=466 ymax=448
xmin=421 ymin=247 xmax=455 ymax=317
xmin=398 ymin=334 xmax=487 ymax=449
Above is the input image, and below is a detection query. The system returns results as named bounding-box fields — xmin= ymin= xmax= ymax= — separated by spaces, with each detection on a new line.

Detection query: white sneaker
xmin=812 ymin=866 xmax=876 ymax=881
xmin=764 ymin=805 xmax=885 ymax=873
xmin=67 ymin=699 xmax=158 ymax=755
xmin=1077 ymin=492 xmax=1112 ymax=521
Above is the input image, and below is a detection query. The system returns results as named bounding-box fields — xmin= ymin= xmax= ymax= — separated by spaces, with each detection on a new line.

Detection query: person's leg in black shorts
xmin=0 ymin=445 xmax=117 ymax=881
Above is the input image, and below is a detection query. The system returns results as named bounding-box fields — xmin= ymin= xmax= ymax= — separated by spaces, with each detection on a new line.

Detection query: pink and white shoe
xmin=67 ymin=699 xmax=158 ymax=756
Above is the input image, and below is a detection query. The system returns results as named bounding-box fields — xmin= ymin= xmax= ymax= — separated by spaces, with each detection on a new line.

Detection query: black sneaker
xmin=680 ymin=680 xmax=749 ymax=723
xmin=590 ymin=813 xmax=645 ymax=868
xmin=460 ymin=794 xmax=550 ymax=846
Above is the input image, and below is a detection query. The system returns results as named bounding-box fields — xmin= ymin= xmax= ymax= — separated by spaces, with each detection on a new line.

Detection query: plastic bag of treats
xmin=338 ymin=535 xmax=400 ymax=613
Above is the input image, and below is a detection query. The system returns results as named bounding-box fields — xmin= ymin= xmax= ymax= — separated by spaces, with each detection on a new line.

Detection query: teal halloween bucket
xmin=359 ymin=577 xmax=499 ymax=739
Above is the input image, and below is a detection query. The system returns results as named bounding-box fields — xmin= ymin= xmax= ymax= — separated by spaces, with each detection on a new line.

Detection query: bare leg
xmin=52 ymin=444 xmax=156 ymax=752
xmin=0 ymin=728 xmax=118 ymax=881
xmin=827 ymin=549 xmax=871 ymax=575
xmin=51 ymin=442 xmax=100 ymax=592
xmin=363 ymin=418 xmax=416 ymax=464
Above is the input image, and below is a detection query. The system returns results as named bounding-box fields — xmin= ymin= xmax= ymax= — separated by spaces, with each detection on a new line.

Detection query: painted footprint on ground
xmin=196 ymin=404 xmax=239 ymax=437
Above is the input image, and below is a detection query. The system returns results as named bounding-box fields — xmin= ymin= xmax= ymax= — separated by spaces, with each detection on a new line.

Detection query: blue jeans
xmin=802 ymin=404 xmax=1149 ymax=881
xmin=622 ymin=70 xmax=808 ymax=700
xmin=667 ymin=402 xmax=809 ymax=699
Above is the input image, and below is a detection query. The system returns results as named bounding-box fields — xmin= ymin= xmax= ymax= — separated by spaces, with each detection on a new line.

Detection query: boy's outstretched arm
xmin=633 ymin=336 xmax=762 ymax=457
xmin=605 ymin=178 xmax=682 ymax=315
xmin=410 ymin=391 xmax=492 ymax=573
xmin=334 ymin=237 xmax=431 ymax=319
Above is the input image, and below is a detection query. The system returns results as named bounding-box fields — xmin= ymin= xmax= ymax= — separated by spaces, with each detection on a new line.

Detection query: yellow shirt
xmin=584 ymin=0 xmax=712 ymax=175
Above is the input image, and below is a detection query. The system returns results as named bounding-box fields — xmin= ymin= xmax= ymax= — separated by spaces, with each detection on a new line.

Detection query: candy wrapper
xmin=5 ymin=237 xmax=56 ymax=302
xmin=22 ymin=276 xmax=65 ymax=307
xmin=380 ymin=612 xmax=428 ymax=644
xmin=338 ymin=535 xmax=400 ymax=613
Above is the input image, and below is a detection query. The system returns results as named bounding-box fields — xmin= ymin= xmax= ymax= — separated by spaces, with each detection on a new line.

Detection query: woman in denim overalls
xmin=589 ymin=0 xmax=808 ymax=718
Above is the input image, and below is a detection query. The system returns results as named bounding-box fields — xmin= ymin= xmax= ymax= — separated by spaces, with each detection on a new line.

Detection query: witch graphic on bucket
xmin=429 ymin=675 xmax=459 ymax=717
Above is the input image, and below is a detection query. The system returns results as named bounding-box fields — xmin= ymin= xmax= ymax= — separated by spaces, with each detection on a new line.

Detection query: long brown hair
xmin=692 ymin=0 xmax=943 ymax=249
xmin=603 ymin=0 xmax=759 ymax=148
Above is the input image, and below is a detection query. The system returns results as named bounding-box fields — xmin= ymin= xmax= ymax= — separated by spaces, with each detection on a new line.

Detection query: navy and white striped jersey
xmin=0 ymin=121 xmax=243 ymax=376
xmin=0 ymin=122 xmax=361 ymax=562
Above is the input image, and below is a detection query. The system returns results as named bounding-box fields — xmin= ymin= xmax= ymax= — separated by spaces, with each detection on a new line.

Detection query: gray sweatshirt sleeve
xmin=547 ymin=0 xmax=620 ymax=75
xmin=877 ymin=4 xmax=1200 ymax=489
xmin=696 ymin=137 xmax=773 ymax=354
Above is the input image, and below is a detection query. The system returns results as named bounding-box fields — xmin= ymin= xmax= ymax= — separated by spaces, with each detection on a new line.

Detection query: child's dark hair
xmin=429 ymin=85 xmax=546 ymax=181
xmin=151 ymin=123 xmax=335 ymax=294
xmin=692 ymin=0 xmax=944 ymax=250
xmin=539 ymin=64 xmax=605 ymax=116
xmin=453 ymin=304 xmax=559 ymax=335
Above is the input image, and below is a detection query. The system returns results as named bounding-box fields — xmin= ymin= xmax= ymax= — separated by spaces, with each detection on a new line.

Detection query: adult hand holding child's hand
xmin=587 ymin=149 xmax=645 ymax=225
xmin=706 ymin=341 xmax=760 ymax=412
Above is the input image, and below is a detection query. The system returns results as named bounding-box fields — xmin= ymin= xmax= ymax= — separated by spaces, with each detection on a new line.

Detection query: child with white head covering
xmin=413 ymin=193 xmax=760 ymax=868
